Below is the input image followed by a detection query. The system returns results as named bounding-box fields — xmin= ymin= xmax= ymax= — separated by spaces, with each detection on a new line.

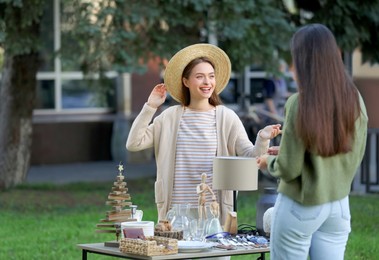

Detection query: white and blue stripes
xmin=171 ymin=108 xmax=218 ymax=206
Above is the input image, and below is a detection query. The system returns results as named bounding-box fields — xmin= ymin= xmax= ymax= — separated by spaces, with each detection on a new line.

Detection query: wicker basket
xmin=154 ymin=230 xmax=183 ymax=240
xmin=119 ymin=236 xmax=178 ymax=256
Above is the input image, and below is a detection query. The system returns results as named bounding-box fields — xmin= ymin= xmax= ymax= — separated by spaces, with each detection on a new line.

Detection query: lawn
xmin=0 ymin=177 xmax=378 ymax=260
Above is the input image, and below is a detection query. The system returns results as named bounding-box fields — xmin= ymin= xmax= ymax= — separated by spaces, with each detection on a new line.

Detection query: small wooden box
xmin=119 ymin=236 xmax=178 ymax=256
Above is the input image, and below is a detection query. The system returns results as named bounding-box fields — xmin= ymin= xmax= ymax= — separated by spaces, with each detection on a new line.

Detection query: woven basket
xmin=119 ymin=236 xmax=178 ymax=256
xmin=154 ymin=230 xmax=183 ymax=240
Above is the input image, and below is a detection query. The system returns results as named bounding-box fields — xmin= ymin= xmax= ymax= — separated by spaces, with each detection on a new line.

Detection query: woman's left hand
xmin=259 ymin=124 xmax=282 ymax=140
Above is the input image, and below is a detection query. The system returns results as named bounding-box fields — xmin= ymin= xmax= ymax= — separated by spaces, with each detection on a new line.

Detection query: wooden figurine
xmin=196 ymin=173 xmax=217 ymax=220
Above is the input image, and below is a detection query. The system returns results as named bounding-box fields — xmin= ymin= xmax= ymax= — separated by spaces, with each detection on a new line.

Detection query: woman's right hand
xmin=147 ymin=83 xmax=167 ymax=108
xmin=259 ymin=124 xmax=282 ymax=140
xmin=256 ymin=154 xmax=268 ymax=171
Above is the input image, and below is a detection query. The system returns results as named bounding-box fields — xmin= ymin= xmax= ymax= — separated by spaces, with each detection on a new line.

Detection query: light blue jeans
xmin=270 ymin=193 xmax=351 ymax=260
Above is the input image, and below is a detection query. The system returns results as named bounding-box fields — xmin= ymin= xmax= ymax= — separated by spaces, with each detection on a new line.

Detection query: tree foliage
xmin=62 ymin=0 xmax=379 ymax=74
xmin=1 ymin=0 xmax=379 ymax=75
xmin=288 ymin=0 xmax=379 ymax=64
xmin=61 ymin=0 xmax=294 ymax=74
xmin=0 ymin=0 xmax=45 ymax=55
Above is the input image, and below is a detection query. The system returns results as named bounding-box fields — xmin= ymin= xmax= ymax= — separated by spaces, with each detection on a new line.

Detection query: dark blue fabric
xmin=263 ymin=78 xmax=276 ymax=99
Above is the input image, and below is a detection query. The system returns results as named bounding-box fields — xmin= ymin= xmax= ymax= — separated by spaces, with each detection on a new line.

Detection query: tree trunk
xmin=0 ymin=1 xmax=42 ymax=190
xmin=0 ymin=52 xmax=39 ymax=190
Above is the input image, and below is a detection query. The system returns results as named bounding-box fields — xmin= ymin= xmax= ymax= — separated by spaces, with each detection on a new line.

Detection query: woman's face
xmin=183 ymin=62 xmax=216 ymax=102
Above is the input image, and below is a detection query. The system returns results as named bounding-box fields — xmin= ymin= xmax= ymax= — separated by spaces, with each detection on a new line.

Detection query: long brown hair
xmin=181 ymin=57 xmax=222 ymax=106
xmin=291 ymin=24 xmax=361 ymax=157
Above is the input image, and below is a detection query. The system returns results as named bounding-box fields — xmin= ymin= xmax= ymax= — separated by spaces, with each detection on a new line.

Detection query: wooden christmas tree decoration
xmin=96 ymin=162 xmax=136 ymax=244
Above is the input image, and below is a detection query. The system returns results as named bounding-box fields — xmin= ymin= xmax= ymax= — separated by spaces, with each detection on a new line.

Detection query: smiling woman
xmin=126 ymin=43 xmax=281 ymax=228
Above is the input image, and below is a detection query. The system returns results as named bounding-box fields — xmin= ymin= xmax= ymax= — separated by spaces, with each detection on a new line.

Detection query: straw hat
xmin=163 ymin=43 xmax=231 ymax=103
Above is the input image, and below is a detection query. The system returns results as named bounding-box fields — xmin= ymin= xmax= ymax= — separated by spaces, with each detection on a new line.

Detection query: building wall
xmin=355 ymin=78 xmax=379 ymax=128
xmin=131 ymin=58 xmax=163 ymax=114
xmin=31 ymin=120 xmax=113 ymax=164
xmin=353 ymin=49 xmax=379 ymax=128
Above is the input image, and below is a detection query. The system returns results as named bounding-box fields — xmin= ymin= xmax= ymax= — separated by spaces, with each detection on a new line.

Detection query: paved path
xmin=27 ymin=160 xmax=156 ymax=184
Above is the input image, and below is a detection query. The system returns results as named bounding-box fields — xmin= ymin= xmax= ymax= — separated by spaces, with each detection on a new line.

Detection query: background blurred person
xmin=262 ymin=60 xmax=291 ymax=123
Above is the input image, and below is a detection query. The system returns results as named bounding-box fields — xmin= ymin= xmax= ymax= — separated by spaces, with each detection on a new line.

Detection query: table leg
xmin=257 ymin=252 xmax=266 ymax=260
xmin=82 ymin=249 xmax=87 ymax=260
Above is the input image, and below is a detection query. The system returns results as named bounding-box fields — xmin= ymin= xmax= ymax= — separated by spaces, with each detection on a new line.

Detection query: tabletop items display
xmin=91 ymin=165 xmax=269 ymax=257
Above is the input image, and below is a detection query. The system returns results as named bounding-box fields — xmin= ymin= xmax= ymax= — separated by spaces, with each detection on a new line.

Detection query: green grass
xmin=0 ymin=178 xmax=378 ymax=260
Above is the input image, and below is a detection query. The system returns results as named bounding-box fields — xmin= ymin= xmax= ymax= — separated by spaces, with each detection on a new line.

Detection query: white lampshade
xmin=212 ymin=156 xmax=258 ymax=191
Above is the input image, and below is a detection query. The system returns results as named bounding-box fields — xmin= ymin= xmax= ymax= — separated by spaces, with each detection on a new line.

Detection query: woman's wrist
xmin=258 ymin=130 xmax=269 ymax=140
xmin=146 ymin=102 xmax=158 ymax=109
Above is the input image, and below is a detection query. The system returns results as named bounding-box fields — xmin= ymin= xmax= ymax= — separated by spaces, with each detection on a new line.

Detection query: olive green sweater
xmin=267 ymin=93 xmax=368 ymax=205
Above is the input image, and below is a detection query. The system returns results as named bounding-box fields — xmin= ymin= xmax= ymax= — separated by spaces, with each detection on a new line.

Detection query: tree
xmin=0 ymin=0 xmax=45 ymax=190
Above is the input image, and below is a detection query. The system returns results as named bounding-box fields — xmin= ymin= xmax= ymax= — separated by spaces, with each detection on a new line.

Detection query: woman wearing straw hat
xmin=126 ymin=43 xmax=281 ymax=226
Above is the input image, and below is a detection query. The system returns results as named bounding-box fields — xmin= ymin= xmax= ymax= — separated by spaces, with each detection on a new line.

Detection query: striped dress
xmin=171 ymin=107 xmax=217 ymax=207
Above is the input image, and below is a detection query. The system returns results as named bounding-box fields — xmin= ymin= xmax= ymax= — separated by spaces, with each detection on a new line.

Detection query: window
xmin=35 ymin=0 xmax=116 ymax=113
xmin=62 ymin=78 xmax=116 ymax=109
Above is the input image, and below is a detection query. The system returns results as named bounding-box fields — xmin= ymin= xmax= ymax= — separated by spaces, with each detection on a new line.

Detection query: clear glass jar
xmin=170 ymin=204 xmax=190 ymax=234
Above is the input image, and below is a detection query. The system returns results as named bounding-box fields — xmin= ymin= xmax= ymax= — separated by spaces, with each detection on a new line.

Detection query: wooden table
xmin=77 ymin=243 xmax=269 ymax=260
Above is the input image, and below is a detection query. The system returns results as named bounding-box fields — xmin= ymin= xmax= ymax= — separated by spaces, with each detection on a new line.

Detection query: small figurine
xmin=210 ymin=195 xmax=220 ymax=219
xmin=196 ymin=173 xmax=215 ymax=220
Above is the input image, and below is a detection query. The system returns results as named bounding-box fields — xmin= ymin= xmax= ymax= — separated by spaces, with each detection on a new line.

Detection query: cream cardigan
xmin=126 ymin=103 xmax=270 ymax=223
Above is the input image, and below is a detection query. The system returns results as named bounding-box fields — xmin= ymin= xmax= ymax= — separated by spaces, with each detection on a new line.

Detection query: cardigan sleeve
xmin=252 ymin=131 xmax=271 ymax=156
xmin=229 ymin=109 xmax=270 ymax=157
xmin=126 ymin=103 xmax=157 ymax=151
